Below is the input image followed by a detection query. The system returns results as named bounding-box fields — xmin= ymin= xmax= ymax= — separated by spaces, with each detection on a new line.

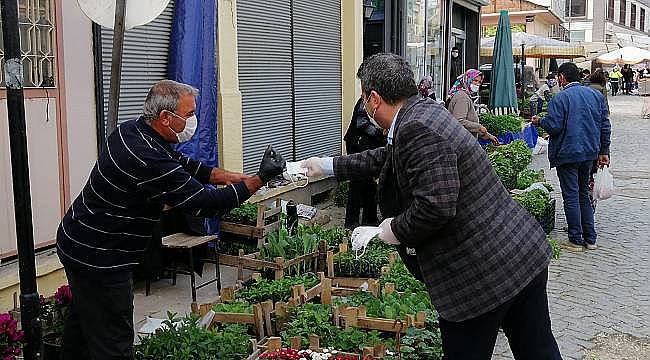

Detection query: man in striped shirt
xmin=56 ymin=80 xmax=285 ymax=359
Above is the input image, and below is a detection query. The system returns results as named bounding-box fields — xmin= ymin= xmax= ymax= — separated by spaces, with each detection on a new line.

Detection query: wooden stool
xmin=155 ymin=233 xmax=219 ymax=302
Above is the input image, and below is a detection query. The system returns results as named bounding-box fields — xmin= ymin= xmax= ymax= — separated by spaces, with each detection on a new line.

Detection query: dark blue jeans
xmin=556 ymin=161 xmax=597 ymax=245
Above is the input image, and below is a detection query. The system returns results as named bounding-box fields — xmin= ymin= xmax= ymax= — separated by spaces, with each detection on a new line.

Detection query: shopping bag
xmin=593 ymin=166 xmax=615 ymax=200
xmin=532 ymin=137 xmax=548 ymax=155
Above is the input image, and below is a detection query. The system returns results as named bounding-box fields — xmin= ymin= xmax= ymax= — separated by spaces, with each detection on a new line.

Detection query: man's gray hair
xmin=356 ymin=53 xmax=418 ymax=105
xmin=142 ymin=80 xmax=199 ymax=120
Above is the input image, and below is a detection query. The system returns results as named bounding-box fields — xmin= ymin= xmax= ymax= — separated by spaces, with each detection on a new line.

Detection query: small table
xmin=158 ymin=233 xmax=220 ymax=302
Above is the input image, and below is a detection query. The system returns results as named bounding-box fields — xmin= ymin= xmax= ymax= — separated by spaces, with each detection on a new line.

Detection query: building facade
xmin=482 ymin=0 xmax=568 ymax=41
xmin=566 ymin=0 xmax=650 ymax=42
xmin=0 ymin=1 xmax=366 ymax=307
xmin=365 ymin=0 xmax=489 ymax=99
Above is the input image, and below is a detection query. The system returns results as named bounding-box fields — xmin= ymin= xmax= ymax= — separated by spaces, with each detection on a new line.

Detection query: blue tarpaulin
xmin=168 ymin=0 xmax=219 ymax=234
xmin=479 ymin=124 xmax=538 ymax=148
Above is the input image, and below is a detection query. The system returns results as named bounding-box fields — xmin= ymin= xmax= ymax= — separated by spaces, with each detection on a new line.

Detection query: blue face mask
xmin=547 ymin=80 xmax=557 ymax=88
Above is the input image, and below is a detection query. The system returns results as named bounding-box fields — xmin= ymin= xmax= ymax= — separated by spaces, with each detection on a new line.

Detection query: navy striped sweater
xmin=56 ymin=118 xmax=250 ymax=273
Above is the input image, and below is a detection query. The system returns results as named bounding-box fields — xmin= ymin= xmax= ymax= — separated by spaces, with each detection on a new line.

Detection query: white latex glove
xmin=378 ymin=218 xmax=400 ymax=245
xmin=300 ymin=157 xmax=330 ymax=177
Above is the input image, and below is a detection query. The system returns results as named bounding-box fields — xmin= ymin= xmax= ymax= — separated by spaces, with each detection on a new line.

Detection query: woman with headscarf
xmin=447 ymin=69 xmax=499 ymax=145
xmin=418 ymin=75 xmax=437 ymax=101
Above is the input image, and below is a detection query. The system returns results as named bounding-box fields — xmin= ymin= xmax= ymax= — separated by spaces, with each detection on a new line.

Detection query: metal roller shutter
xmin=293 ymin=0 xmax=342 ymax=158
xmin=100 ymin=1 xmax=175 ymax=129
xmin=237 ymin=0 xmax=293 ymax=174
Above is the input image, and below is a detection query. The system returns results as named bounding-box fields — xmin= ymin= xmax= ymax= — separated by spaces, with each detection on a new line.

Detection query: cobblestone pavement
xmin=492 ymin=95 xmax=650 ymax=359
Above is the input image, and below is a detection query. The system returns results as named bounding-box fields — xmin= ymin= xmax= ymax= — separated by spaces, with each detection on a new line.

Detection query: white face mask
xmin=364 ymin=96 xmax=381 ymax=129
xmin=470 ymin=84 xmax=480 ymax=93
xmin=451 ymin=52 xmax=459 ymax=58
xmin=168 ymin=112 xmax=198 ymax=143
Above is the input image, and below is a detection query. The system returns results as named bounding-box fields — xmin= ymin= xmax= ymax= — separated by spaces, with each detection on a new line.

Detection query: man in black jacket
xmin=342 ymin=98 xmax=386 ymax=228
xmin=57 ymin=80 xmax=285 ymax=359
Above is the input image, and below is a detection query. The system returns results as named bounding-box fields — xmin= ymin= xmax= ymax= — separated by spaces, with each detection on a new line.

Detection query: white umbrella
xmin=596 ymin=46 xmax=650 ymax=65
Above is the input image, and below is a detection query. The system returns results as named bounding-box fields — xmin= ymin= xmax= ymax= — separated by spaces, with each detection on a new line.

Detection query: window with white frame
xmin=0 ymin=0 xmax=56 ymax=88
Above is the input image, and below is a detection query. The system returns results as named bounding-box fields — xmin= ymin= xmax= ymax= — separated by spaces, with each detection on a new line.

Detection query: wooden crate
xmin=336 ymin=283 xmax=427 ymax=333
xmin=191 ymin=285 xmax=275 ymax=339
xmin=325 ymin=244 xmax=397 ymax=296
xmin=220 ymin=239 xmax=329 ymax=281
xmin=220 ymin=199 xmax=282 ymax=247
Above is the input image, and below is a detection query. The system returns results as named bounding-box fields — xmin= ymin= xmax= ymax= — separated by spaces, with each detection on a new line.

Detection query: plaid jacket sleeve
xmin=333 ymin=146 xmax=387 ymax=180
xmin=391 ymin=120 xmax=460 ymax=247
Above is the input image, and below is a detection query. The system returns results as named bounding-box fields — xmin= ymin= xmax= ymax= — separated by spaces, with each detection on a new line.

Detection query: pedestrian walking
xmin=342 ymin=97 xmax=386 ymax=229
xmin=532 ymin=63 xmax=611 ymax=252
xmin=609 ymin=67 xmax=623 ymax=96
xmin=529 ymin=73 xmax=557 ymax=116
xmin=622 ymin=65 xmax=634 ymax=95
xmin=447 ymin=69 xmax=499 ymax=145
xmin=56 ymin=80 xmax=286 ymax=359
xmin=586 ymin=69 xmax=609 ymax=113
xmin=302 ymin=53 xmax=561 ymax=360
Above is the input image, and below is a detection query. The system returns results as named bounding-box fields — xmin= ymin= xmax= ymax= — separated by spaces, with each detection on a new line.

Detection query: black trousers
xmin=63 ymin=268 xmax=134 ymax=360
xmin=345 ymin=178 xmax=379 ymax=228
xmin=439 ymin=270 xmax=561 ymax=360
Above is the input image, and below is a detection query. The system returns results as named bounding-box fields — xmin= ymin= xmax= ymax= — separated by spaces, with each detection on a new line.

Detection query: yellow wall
xmin=0 ymin=260 xmax=66 ymax=312
xmin=217 ymin=0 xmax=245 ymax=172
xmin=340 ymin=0 xmax=364 ymax=155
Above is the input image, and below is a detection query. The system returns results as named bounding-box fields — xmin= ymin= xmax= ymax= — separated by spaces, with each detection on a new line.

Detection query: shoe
xmin=560 ymin=241 xmax=586 ymax=252
xmin=585 ymin=244 xmax=598 ymax=250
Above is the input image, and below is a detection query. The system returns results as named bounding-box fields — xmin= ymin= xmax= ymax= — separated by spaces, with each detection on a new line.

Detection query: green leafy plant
xmin=479 ymin=113 xmax=523 ymax=135
xmin=516 ymin=169 xmax=541 ymax=190
xmin=235 ymin=274 xmax=320 ymax=304
xmin=259 ymin=226 xmax=320 ymax=276
xmin=218 ymin=239 xmax=258 ymax=256
xmin=333 ymin=239 xmax=394 ymax=278
xmin=334 ymin=181 xmax=350 ymax=207
xmin=335 ymin=290 xmax=434 ymax=321
xmin=280 ymin=303 xmax=338 ymax=348
xmin=487 ymin=140 xmax=533 ymax=190
xmin=513 ymin=189 xmax=551 ymax=219
xmin=222 ymin=203 xmax=258 ymax=225
xmin=379 ymin=259 xmax=426 ymax=293
xmin=133 ymin=313 xmax=250 ymax=360
xmin=280 ymin=304 xmax=392 ymax=353
xmin=301 ymin=224 xmax=349 ymax=249
xmin=385 ymin=327 xmax=443 ymax=360
xmin=211 ymin=301 xmax=253 ymax=314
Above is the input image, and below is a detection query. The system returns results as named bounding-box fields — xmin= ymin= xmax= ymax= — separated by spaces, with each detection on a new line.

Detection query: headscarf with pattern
xmin=448 ymin=69 xmax=482 ymax=97
xmin=418 ymin=76 xmax=434 ymax=98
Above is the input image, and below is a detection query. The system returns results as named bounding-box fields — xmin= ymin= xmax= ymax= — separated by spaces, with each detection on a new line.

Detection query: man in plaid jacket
xmin=302 ymin=54 xmax=561 ymax=359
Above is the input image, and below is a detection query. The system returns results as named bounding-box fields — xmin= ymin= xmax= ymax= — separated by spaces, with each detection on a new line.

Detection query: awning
xmin=480 ymin=32 xmax=585 ymax=58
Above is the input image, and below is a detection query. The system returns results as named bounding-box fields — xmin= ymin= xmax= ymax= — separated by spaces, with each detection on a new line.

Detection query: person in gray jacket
xmin=301 ymin=54 xmax=560 ymax=360
xmin=447 ymin=69 xmax=499 ymax=145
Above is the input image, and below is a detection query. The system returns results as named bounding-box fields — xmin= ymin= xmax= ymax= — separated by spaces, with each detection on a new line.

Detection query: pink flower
xmin=54 ymin=284 xmax=72 ymax=306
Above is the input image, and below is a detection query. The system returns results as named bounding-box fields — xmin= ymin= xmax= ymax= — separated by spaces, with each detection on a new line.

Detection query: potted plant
xmin=0 ymin=311 xmax=24 ymax=360
xmin=41 ymin=284 xmax=72 ymax=360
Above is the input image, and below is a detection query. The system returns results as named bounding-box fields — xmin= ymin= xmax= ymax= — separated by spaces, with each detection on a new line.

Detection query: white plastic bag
xmin=593 ymin=166 xmax=615 ymax=200
xmin=532 ymin=137 xmax=548 ymax=155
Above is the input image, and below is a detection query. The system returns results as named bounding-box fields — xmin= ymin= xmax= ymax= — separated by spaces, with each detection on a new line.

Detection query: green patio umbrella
xmin=489 ymin=10 xmax=518 ymax=115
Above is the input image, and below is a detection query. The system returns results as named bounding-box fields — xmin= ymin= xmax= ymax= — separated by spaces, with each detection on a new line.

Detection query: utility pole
xmin=0 ymin=1 xmax=42 ymax=359
xmin=105 ymin=0 xmax=127 ymax=136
